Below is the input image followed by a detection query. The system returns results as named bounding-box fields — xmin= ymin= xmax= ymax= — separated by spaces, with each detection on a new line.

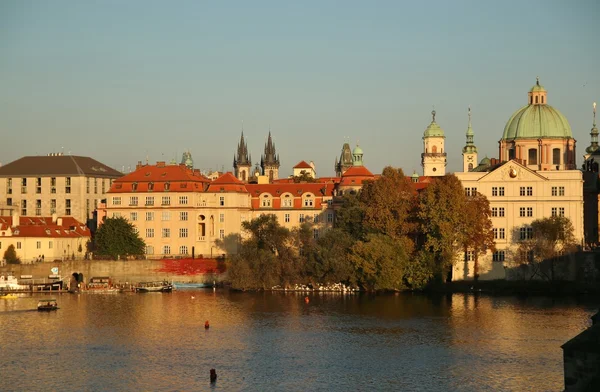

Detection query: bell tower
xmin=462 ymin=107 xmax=478 ymax=172
xmin=261 ymin=131 xmax=280 ymax=182
xmin=421 ymin=110 xmax=446 ymax=176
xmin=233 ymin=130 xmax=251 ymax=182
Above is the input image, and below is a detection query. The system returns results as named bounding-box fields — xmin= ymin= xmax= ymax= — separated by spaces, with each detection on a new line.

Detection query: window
xmin=161 ymin=196 xmax=170 ymax=206
xmin=162 ymin=211 xmax=171 ymax=221
xmin=146 ymin=245 xmax=154 ymax=255
xmin=465 ymin=187 xmax=477 ymax=196
xmin=499 ymin=207 xmax=505 ymax=217
xmin=552 ymin=207 xmax=557 ymax=217
xmin=66 ymin=199 xmax=71 ymax=215
xmin=552 ymin=187 xmax=558 ymax=196
xmin=559 ymin=187 xmax=565 ymax=196
xmin=146 ymin=212 xmax=154 ymax=221
xmin=49 ymin=241 xmax=53 ymax=249
xmin=492 ymin=207 xmax=498 ymax=217
xmin=282 ymin=195 xmax=293 ymax=208
xmin=17 ymin=242 xmax=22 ymax=249
xmin=499 ymin=187 xmax=505 ymax=196
xmin=327 ymin=213 xmax=333 ymax=223
xmin=304 ymin=197 xmax=314 ymax=207
xmin=36 ymin=241 xmax=41 ymax=249
xmin=313 ymin=228 xmax=319 ymax=239
xmin=35 ymin=199 xmax=41 ymax=216
xmin=179 ymin=246 xmax=188 ymax=255
xmin=94 ymin=178 xmax=98 ymax=194
xmin=102 ymin=180 xmax=106 ymax=194
xmin=464 ymin=251 xmax=474 ymax=261
xmin=180 ymin=212 xmax=188 ymax=221
xmin=492 ymin=187 xmax=498 ymax=197
xmin=162 ymin=228 xmax=170 ymax=238
xmin=148 ymin=182 xmax=154 ymax=191
xmin=492 ymin=251 xmax=505 ymax=262
xmin=520 ymin=187 xmax=525 ymax=196
xmin=21 ymin=200 xmax=27 ymax=216
xmin=219 ymin=196 xmax=224 ymax=206
xmin=219 ymin=229 xmax=224 ymax=239
xmin=520 ymin=207 xmax=526 ymax=217
xmin=520 ymin=227 xmax=533 ymax=240
xmin=261 ymin=195 xmax=272 ymax=207
xmin=6 ymin=198 xmax=11 ymax=206
xmin=50 ymin=177 xmax=56 ymax=193
xmin=130 ymin=212 xmax=138 ymax=221
xmin=66 ymin=177 xmax=71 ymax=193
xmin=163 ymin=245 xmax=171 ymax=255
xmin=36 ymin=178 xmax=41 ymax=194
xmin=112 ymin=197 xmax=122 ymax=206
xmin=527 ymin=187 xmax=533 ymax=196
xmin=299 ymin=214 xmax=304 ymax=223
xmin=164 ymin=182 xmax=170 ymax=191
xmin=284 ymin=213 xmax=290 ymax=223
xmin=129 ymin=196 xmax=138 ymax=206
xmin=179 ymin=228 xmax=188 ymax=238
xmin=559 ymin=207 xmax=565 ymax=217
xmin=50 ymin=199 xmax=56 ymax=214
xmin=527 ymin=207 xmax=533 ymax=217
xmin=179 ymin=196 xmax=188 ymax=205
xmin=146 ymin=228 xmax=154 ymax=238
xmin=553 ymin=148 xmax=560 ymax=165
xmin=86 ymin=178 xmax=90 ymax=193
xmin=21 ymin=178 xmax=27 ymax=194
xmin=219 ymin=213 xmax=224 ymax=223
xmin=494 ymin=228 xmax=505 ymax=239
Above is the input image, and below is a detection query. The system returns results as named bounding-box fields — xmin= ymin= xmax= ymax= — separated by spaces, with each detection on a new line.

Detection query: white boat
xmin=0 ymin=275 xmax=28 ymax=291
xmin=135 ymin=281 xmax=173 ymax=293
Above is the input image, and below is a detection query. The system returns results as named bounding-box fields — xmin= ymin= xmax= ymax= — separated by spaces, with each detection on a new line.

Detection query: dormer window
xmin=164 ymin=182 xmax=170 ymax=191
xmin=261 ymin=194 xmax=272 ymax=208
xmin=132 ymin=182 xmax=138 ymax=191
xmin=148 ymin=182 xmax=154 ymax=191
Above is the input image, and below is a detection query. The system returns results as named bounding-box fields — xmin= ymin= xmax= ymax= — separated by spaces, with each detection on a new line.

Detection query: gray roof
xmin=0 ymin=155 xmax=123 ymax=178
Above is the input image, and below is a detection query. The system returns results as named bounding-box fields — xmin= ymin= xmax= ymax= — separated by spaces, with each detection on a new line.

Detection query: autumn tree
xmin=512 ymin=216 xmax=578 ymax=281
xmin=359 ymin=167 xmax=417 ymax=239
xmin=417 ymin=174 xmax=469 ymax=281
xmin=461 ymin=193 xmax=496 ymax=280
xmin=94 ymin=217 xmax=145 ymax=260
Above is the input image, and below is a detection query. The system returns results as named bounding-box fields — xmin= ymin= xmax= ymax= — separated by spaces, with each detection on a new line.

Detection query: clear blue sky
xmin=1 ymin=0 xmax=599 ymax=176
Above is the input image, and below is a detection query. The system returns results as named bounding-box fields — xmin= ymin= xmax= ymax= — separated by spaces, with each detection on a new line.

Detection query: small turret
xmin=462 ymin=107 xmax=478 ymax=172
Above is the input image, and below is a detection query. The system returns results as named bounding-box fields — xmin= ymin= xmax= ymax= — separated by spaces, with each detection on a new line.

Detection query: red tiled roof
xmin=293 ymin=161 xmax=313 ymax=169
xmin=0 ymin=216 xmax=90 ymax=238
xmin=342 ymin=166 xmax=374 ymax=177
xmin=108 ymin=164 xmax=210 ymax=193
xmin=206 ymin=172 xmax=248 ymax=193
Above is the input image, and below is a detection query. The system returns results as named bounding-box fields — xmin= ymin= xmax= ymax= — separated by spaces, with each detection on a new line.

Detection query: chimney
xmin=52 ymin=213 xmax=58 ymax=223
xmin=136 ymin=161 xmax=143 ymax=170
xmin=156 ymin=161 xmax=166 ymax=168
xmin=11 ymin=210 xmax=19 ymax=228
xmin=57 ymin=218 xmax=63 ymax=226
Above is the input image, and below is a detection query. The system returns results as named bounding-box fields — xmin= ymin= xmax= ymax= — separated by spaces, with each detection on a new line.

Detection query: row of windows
xmin=9 ymin=199 xmax=71 ymax=216
xmin=482 ymin=186 xmax=565 ymax=197
xmin=118 ymin=211 xmax=335 ymax=224
xmin=145 ymin=228 xmax=189 ymax=238
xmin=146 ymin=245 xmax=191 ymax=255
xmin=493 ymin=228 xmax=505 ymax=239
xmin=490 ymin=207 xmax=565 ymax=218
xmin=0 ymin=241 xmax=54 ymax=250
xmin=261 ymin=194 xmax=317 ymax=208
xmin=464 ymin=250 xmax=506 ymax=262
xmin=7 ymin=177 xmax=72 ymax=195
xmin=113 ymin=196 xmax=189 ymax=206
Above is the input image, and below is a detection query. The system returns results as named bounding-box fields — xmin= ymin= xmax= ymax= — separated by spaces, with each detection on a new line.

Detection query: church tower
xmin=462 ymin=107 xmax=478 ymax=172
xmin=233 ymin=131 xmax=251 ymax=182
xmin=421 ymin=110 xmax=446 ymax=176
xmin=584 ymin=102 xmax=598 ymax=161
xmin=261 ymin=131 xmax=280 ymax=182
xmin=335 ymin=141 xmax=354 ymax=177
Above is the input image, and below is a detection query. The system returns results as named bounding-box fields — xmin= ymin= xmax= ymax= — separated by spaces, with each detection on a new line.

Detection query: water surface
xmin=0 ymin=291 xmax=596 ymax=391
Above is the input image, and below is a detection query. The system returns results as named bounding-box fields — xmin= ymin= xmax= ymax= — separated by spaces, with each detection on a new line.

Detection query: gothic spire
xmin=261 ymin=130 xmax=279 ymax=167
xmin=462 ymin=106 xmax=477 ymax=154
xmin=234 ymin=131 xmax=251 ymax=168
xmin=586 ymin=102 xmax=599 ymax=154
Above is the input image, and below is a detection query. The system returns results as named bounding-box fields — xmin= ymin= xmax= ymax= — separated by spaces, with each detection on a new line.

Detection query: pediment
xmin=478 ymin=160 xmax=548 ymax=183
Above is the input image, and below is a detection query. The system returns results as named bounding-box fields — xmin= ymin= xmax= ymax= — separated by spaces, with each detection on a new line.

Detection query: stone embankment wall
xmin=0 ymin=259 xmax=226 ymax=284
xmin=505 ymin=251 xmax=600 ymax=282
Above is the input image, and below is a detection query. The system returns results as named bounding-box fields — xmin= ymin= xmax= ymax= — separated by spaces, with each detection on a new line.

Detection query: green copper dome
xmin=423 ymin=110 xmax=445 ymax=138
xmin=352 ymin=145 xmax=363 ymax=155
xmin=501 ymin=104 xmax=572 ymax=140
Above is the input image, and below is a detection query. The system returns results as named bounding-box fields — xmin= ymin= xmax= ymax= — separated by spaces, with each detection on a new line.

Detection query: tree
xmin=292 ymin=171 xmax=317 ymax=183
xmin=306 ymin=228 xmax=357 ymax=285
xmin=3 ymin=244 xmax=20 ymax=264
xmin=461 ymin=193 xmax=496 ymax=281
xmin=417 ymin=175 xmax=468 ymax=281
xmin=94 ymin=217 xmax=145 ymax=260
xmin=359 ymin=166 xmax=416 ymax=239
xmin=350 ymin=234 xmax=414 ymax=291
xmin=512 ymin=216 xmax=578 ymax=280
xmin=334 ymin=193 xmax=366 ymax=240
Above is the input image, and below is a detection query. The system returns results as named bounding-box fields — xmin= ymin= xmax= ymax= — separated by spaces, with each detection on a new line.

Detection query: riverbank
xmin=427 ymin=280 xmax=600 ymax=296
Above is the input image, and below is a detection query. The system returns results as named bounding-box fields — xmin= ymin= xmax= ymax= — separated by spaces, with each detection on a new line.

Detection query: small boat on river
xmin=37 ymin=299 xmax=59 ymax=311
xmin=135 ymin=281 xmax=173 ymax=293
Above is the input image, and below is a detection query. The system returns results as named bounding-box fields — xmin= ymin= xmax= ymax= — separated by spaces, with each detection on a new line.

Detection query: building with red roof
xmin=0 ymin=213 xmax=90 ymax=263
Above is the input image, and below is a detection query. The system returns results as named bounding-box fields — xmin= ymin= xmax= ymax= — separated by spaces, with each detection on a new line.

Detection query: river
xmin=0 ymin=290 xmax=596 ymax=391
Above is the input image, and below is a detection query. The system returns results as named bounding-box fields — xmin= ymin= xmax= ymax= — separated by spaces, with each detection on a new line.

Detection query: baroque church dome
xmin=501 ymin=79 xmax=572 ymax=140
xmin=423 ymin=110 xmax=445 ymax=137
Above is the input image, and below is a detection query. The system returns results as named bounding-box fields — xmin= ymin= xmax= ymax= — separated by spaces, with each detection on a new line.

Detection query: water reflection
xmin=0 ymin=291 xmax=595 ymax=391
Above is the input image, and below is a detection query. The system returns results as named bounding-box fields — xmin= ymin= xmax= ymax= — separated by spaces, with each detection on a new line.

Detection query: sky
xmin=1 ymin=0 xmax=599 ymax=177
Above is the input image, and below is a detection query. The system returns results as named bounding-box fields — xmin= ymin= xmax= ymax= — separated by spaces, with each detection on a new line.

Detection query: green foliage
xmin=334 ymin=193 xmax=366 ymax=240
xmin=4 ymin=244 xmax=20 ymax=264
xmin=94 ymin=217 xmax=145 ymax=260
xmin=307 ymin=229 xmax=356 ymax=285
xmin=292 ymin=171 xmax=317 ymax=183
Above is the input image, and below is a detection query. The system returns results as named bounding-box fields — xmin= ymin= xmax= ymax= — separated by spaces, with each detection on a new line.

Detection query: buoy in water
xmin=205 ymin=320 xmax=210 ymax=329
xmin=304 ymin=296 xmax=310 ymax=304
xmin=210 ymin=368 xmax=217 ymax=383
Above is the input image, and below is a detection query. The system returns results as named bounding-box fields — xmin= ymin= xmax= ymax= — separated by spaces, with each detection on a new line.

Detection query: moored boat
xmin=135 ymin=281 xmax=173 ymax=293
xmin=37 ymin=299 xmax=59 ymax=311
xmin=0 ymin=274 xmax=28 ymax=291
xmin=86 ymin=277 xmax=121 ymax=293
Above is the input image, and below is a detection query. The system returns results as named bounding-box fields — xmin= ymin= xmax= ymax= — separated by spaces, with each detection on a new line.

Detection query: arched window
xmin=261 ymin=194 xmax=272 ymax=207
xmin=553 ymin=148 xmax=560 ymax=165
xmin=541 ymin=96 xmax=545 ymax=104
xmin=269 ymin=170 xmax=274 ymax=182
xmin=468 ymin=163 xmax=473 ymax=170
xmin=432 ymin=145 xmax=437 ymax=153
xmin=535 ymin=96 xmax=539 ymax=104
xmin=241 ymin=171 xmax=246 ymax=182
xmin=528 ymin=148 xmax=538 ymax=165
xmin=530 ymin=97 xmax=533 ymax=104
